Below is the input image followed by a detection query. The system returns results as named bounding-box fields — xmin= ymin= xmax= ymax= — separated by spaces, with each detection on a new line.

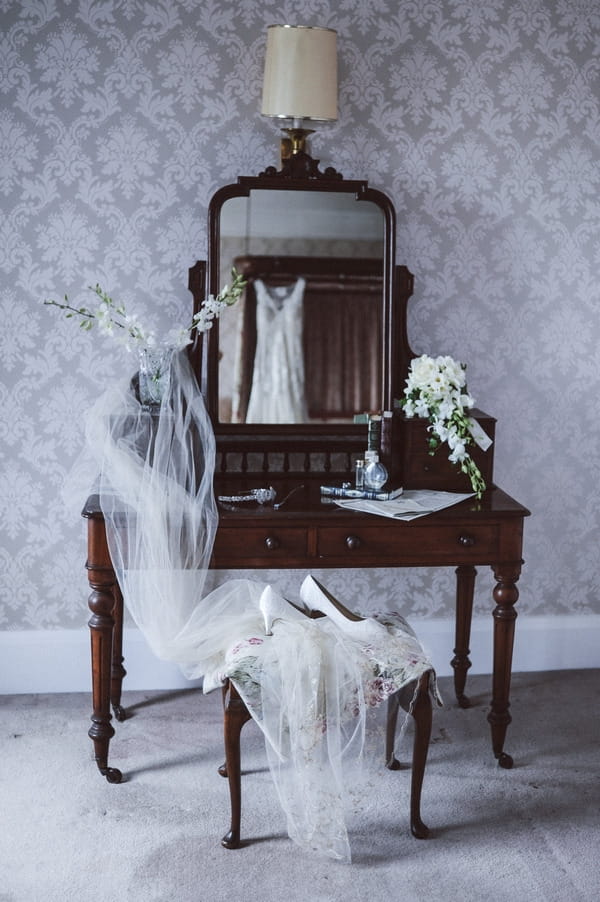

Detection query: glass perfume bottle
xmin=354 ymin=459 xmax=365 ymax=489
xmin=363 ymin=450 xmax=388 ymax=490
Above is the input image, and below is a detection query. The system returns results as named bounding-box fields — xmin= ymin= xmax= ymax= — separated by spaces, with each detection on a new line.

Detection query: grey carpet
xmin=1 ymin=670 xmax=598 ymax=902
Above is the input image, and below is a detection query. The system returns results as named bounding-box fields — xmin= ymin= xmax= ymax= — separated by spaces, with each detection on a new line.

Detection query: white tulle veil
xmin=73 ymin=348 xmax=436 ymax=862
xmin=84 ymin=348 xmax=218 ymax=661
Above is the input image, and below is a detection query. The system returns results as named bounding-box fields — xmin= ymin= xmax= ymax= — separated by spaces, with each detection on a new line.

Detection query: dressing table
xmin=83 ymin=152 xmax=529 ymax=784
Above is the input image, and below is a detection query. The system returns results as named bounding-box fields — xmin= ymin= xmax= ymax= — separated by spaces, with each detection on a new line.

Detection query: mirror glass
xmin=217 ymin=189 xmax=385 ymax=424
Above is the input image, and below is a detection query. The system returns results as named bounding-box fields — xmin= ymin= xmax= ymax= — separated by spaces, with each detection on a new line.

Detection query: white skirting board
xmin=1 ymin=614 xmax=599 ymax=695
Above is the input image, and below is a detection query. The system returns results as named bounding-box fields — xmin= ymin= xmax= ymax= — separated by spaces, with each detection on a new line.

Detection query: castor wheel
xmin=112 ymin=704 xmax=127 ymax=722
xmin=100 ymin=766 xmax=123 ymax=783
xmin=497 ymin=751 xmax=514 ymax=769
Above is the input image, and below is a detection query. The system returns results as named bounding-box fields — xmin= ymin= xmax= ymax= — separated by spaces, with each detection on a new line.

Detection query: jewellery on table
xmin=217 ymin=486 xmax=276 ymax=505
xmin=273 ymin=484 xmax=305 ymax=509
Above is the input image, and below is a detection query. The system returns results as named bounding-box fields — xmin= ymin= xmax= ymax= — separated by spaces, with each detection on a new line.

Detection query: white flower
xmin=438 ymin=356 xmax=466 ymax=386
xmin=448 ymin=444 xmax=467 ymax=463
xmin=447 ymin=429 xmax=466 ymax=461
xmin=165 ymin=327 xmax=194 ymax=350
xmin=414 ymin=396 xmax=430 ymax=417
xmin=436 ymin=396 xmax=455 ymax=421
xmin=45 ymin=267 xmax=247 ymax=354
xmin=407 ymin=354 xmax=438 ymax=390
xmin=192 ymin=296 xmax=227 ymax=333
xmin=431 ymin=419 xmax=449 ymax=442
xmin=399 ymin=354 xmax=486 ymax=498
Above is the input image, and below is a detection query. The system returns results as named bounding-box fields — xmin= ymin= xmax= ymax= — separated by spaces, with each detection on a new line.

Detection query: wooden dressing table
xmin=83 ymin=482 xmax=528 ymax=784
xmin=82 ymin=152 xmax=529 ymax=783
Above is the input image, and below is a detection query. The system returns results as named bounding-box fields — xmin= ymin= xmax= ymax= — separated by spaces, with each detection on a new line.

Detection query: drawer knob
xmin=345 ymin=535 xmax=361 ymax=550
xmin=264 ymin=536 xmax=280 ymax=551
xmin=458 ymin=534 xmax=476 ymax=547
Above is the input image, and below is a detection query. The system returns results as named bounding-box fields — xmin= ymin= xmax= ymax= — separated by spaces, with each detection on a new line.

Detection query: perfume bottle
xmin=363 ymin=450 xmax=388 ymax=490
xmin=354 ymin=459 xmax=365 ymax=489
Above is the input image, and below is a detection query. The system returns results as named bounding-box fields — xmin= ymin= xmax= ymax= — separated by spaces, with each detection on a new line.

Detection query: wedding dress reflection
xmin=245 ymin=277 xmax=307 ymax=423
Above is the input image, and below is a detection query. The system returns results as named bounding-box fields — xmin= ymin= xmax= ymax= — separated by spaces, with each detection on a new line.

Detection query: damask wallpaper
xmin=1 ymin=0 xmax=599 ymax=634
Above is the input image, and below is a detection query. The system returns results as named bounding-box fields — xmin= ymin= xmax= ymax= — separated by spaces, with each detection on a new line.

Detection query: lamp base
xmin=280 ymin=126 xmax=315 ymax=162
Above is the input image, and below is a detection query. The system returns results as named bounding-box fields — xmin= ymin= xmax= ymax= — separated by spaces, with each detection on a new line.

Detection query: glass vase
xmin=137 ymin=346 xmax=174 ymax=406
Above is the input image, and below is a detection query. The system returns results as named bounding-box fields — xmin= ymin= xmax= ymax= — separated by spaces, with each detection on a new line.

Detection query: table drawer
xmin=395 ymin=410 xmax=496 ymax=491
xmin=213 ymin=527 xmax=309 ymax=563
xmin=316 ymin=524 xmax=500 ymax=563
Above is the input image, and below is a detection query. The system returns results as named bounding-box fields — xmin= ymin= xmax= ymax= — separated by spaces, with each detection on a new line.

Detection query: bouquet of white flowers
xmin=399 ymin=354 xmax=491 ymax=498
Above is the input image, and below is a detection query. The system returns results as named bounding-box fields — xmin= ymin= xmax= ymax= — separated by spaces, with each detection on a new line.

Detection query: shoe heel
xmin=259 ymin=586 xmax=275 ymax=635
xmin=300 ymin=575 xmax=364 ymax=623
xmin=259 ymin=586 xmax=310 ymax=635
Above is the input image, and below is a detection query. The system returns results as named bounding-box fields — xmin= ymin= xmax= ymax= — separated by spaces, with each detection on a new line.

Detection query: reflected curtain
xmin=303 ymin=284 xmax=382 ymax=419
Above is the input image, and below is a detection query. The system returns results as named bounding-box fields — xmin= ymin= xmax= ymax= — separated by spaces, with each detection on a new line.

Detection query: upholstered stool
xmin=217 ymin=608 xmax=438 ymax=852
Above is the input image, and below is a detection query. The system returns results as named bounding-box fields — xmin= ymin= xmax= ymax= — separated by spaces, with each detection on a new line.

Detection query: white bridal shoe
xmin=259 ymin=585 xmax=306 ymax=636
xmin=299 ymin=575 xmax=387 ymax=642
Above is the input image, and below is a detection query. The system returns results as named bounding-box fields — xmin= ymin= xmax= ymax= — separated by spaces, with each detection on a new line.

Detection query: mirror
xmin=218 ymin=190 xmax=385 ymax=424
xmin=189 ymin=157 xmax=414 ymax=466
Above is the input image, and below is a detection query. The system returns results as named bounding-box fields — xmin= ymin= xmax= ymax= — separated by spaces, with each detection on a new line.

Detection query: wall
xmin=1 ymin=1 xmax=599 ymax=677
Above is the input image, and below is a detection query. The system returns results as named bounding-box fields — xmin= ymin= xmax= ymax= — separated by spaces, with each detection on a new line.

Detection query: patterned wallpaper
xmin=1 ymin=0 xmax=599 ymax=632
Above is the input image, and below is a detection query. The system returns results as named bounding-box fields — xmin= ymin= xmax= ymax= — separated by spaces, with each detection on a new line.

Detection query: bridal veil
xmin=75 ymin=348 xmax=436 ymax=861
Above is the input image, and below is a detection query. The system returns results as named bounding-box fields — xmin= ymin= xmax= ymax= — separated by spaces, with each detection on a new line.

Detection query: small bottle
xmin=380 ymin=410 xmax=393 ymax=468
xmin=367 ymin=414 xmax=382 ymax=452
xmin=363 ymin=450 xmax=388 ymax=491
xmin=354 ymin=459 xmax=365 ymax=489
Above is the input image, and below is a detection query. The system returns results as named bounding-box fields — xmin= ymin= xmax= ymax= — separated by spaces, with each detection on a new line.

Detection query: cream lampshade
xmin=261 ymin=24 xmax=338 ymax=156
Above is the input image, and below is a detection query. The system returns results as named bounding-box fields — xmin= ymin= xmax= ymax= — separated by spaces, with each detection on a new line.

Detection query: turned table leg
xmin=488 ymin=562 xmax=522 ymax=769
xmin=451 ymin=564 xmax=476 ymax=708
xmin=86 ymin=515 xmax=123 ymax=783
xmin=110 ymin=582 xmax=127 ymax=723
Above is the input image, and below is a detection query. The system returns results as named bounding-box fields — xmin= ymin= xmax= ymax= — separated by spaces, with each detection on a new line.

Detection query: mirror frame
xmin=188 ymin=154 xmax=414 ymax=460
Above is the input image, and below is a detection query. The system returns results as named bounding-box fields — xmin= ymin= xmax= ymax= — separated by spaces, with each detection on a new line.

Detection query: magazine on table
xmin=334 ymin=489 xmax=475 ymax=521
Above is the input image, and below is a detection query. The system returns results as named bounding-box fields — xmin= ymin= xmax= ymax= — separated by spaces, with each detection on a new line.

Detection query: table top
xmin=83 ymin=483 xmax=529 ymax=526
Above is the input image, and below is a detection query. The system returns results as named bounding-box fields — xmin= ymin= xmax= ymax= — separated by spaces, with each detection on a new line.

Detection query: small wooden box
xmin=384 ymin=408 xmax=496 ymax=492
